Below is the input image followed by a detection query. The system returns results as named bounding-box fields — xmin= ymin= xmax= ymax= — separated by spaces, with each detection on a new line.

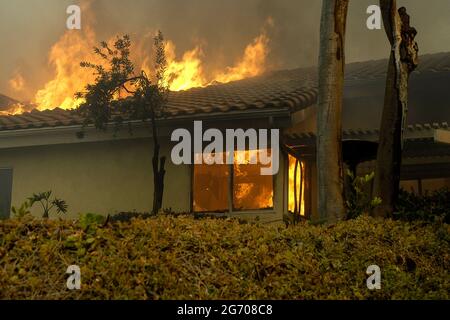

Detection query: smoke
xmin=1 ymin=0 xmax=450 ymax=103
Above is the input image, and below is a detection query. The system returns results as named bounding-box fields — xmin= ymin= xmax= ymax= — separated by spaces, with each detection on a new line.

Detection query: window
xmin=288 ymin=154 xmax=305 ymax=216
xmin=0 ymin=168 xmax=13 ymax=219
xmin=233 ymin=150 xmax=273 ymax=210
xmin=193 ymin=150 xmax=274 ymax=212
xmin=193 ymin=156 xmax=229 ymax=212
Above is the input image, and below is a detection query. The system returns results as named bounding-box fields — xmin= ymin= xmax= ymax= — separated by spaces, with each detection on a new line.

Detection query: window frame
xmin=190 ymin=150 xmax=277 ymax=214
xmin=284 ymin=151 xmax=312 ymax=219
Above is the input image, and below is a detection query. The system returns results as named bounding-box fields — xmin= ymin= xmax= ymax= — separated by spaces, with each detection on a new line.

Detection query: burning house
xmin=1 ymin=51 xmax=450 ymax=221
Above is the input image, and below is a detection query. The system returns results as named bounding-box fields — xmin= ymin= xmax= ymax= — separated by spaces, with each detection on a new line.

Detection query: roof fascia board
xmin=0 ymin=124 xmax=152 ymax=150
xmin=0 ymin=108 xmax=291 ymax=150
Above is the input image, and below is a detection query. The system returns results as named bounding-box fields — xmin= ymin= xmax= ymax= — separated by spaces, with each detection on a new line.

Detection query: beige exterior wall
xmin=0 ymin=136 xmax=286 ymax=223
xmin=0 ymin=138 xmax=190 ymax=219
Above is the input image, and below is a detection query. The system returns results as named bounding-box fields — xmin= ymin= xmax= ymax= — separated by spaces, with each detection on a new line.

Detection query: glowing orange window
xmin=288 ymin=154 xmax=305 ymax=216
xmin=233 ymin=150 xmax=273 ymax=211
xmin=193 ymin=150 xmax=274 ymax=212
xmin=193 ymin=153 xmax=229 ymax=212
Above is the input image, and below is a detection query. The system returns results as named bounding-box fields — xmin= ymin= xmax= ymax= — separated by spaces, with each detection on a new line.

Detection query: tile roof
xmin=285 ymin=123 xmax=450 ymax=160
xmin=1 ymin=52 xmax=450 ymax=132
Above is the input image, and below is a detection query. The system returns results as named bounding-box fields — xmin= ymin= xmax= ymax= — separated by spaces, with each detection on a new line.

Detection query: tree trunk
xmin=316 ymin=0 xmax=349 ymax=224
xmin=372 ymin=1 xmax=418 ymax=217
xmin=151 ymin=112 xmax=166 ymax=215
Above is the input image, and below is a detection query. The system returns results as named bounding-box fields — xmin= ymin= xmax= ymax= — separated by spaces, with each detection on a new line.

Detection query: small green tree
xmin=76 ymin=33 xmax=169 ymax=214
xmin=346 ymin=170 xmax=382 ymax=219
xmin=28 ymin=191 xmax=68 ymax=219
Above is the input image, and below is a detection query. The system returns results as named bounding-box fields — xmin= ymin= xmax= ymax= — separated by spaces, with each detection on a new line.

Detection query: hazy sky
xmin=1 ymin=0 xmax=450 ymax=101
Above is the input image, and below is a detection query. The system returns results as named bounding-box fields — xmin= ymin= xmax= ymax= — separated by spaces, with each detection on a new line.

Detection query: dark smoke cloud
xmin=1 ymin=0 xmax=449 ymax=102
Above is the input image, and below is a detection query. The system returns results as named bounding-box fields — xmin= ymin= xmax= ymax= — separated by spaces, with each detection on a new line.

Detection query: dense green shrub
xmin=11 ymin=201 xmax=31 ymax=219
xmin=0 ymin=215 xmax=448 ymax=299
xmin=109 ymin=211 xmax=152 ymax=222
xmin=109 ymin=210 xmax=238 ymax=223
xmin=395 ymin=188 xmax=450 ymax=223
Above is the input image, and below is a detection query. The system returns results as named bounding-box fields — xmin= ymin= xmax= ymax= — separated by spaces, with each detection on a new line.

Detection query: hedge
xmin=0 ymin=215 xmax=448 ymax=299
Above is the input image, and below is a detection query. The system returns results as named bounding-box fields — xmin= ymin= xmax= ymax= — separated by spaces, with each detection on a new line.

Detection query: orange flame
xmin=164 ymin=41 xmax=207 ymax=91
xmin=161 ymin=31 xmax=270 ymax=92
xmin=5 ymin=11 xmax=272 ymax=114
xmin=214 ymin=33 xmax=269 ymax=84
xmin=34 ymin=25 xmax=101 ymax=111
xmin=0 ymin=103 xmax=28 ymax=116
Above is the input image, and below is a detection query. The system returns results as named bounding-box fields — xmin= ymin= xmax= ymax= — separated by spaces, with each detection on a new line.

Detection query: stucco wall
xmin=0 ymin=138 xmax=191 ymax=218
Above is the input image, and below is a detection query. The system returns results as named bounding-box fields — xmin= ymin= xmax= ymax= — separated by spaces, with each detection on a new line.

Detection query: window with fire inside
xmin=192 ymin=151 xmax=307 ymax=216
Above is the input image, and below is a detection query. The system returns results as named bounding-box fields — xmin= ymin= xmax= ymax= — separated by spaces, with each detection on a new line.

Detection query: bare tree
xmin=317 ymin=0 xmax=350 ymax=224
xmin=372 ymin=1 xmax=418 ymax=217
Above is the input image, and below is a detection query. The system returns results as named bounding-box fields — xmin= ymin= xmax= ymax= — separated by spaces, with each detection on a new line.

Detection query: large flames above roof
xmin=1 ymin=4 xmax=273 ymax=116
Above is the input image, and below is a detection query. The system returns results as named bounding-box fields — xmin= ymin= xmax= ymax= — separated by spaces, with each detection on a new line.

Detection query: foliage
xmin=109 ymin=211 xmax=152 ymax=222
xmin=79 ymin=213 xmax=106 ymax=232
xmin=76 ymin=34 xmax=166 ymax=130
xmin=283 ymin=211 xmax=308 ymax=227
xmin=75 ymin=33 xmax=168 ymax=132
xmin=0 ymin=215 xmax=448 ymax=299
xmin=27 ymin=191 xmax=68 ymax=219
xmin=394 ymin=188 xmax=450 ymax=223
xmin=345 ymin=170 xmax=382 ymax=219
xmin=11 ymin=201 xmax=31 ymax=219
xmin=109 ymin=210 xmax=241 ymax=223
